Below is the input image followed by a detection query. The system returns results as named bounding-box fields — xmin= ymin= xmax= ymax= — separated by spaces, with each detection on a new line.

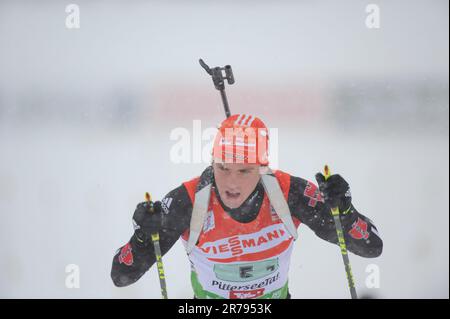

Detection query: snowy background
xmin=0 ymin=0 xmax=448 ymax=298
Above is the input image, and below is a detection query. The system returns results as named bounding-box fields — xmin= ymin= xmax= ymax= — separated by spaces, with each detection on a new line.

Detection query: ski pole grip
xmin=145 ymin=192 xmax=156 ymax=214
xmin=324 ymin=165 xmax=331 ymax=181
xmin=323 ymin=165 xmax=340 ymax=214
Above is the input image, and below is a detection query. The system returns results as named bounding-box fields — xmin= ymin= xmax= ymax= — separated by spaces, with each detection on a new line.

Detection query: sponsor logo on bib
xmin=199 ymin=224 xmax=290 ymax=261
xmin=230 ymin=288 xmax=265 ymax=299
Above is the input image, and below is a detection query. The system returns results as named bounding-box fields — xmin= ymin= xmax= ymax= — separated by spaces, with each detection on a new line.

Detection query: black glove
xmin=315 ymin=173 xmax=352 ymax=213
xmin=132 ymin=201 xmax=163 ymax=244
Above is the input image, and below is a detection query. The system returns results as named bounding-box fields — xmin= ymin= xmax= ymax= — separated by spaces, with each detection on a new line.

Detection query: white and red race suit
xmin=180 ymin=170 xmax=300 ymax=299
xmin=111 ymin=166 xmax=383 ymax=298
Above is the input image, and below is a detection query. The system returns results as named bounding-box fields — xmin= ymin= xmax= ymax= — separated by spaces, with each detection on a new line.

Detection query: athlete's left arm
xmin=287 ymin=175 xmax=383 ymax=258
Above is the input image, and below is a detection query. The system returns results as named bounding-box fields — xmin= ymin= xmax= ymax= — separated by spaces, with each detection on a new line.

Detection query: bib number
xmin=214 ymin=258 xmax=279 ymax=282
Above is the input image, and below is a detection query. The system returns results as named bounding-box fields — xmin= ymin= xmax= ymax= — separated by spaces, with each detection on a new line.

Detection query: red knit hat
xmin=212 ymin=114 xmax=269 ymax=165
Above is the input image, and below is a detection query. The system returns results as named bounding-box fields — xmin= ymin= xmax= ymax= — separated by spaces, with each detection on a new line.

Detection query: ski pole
xmin=323 ymin=165 xmax=358 ymax=299
xmin=145 ymin=192 xmax=168 ymax=299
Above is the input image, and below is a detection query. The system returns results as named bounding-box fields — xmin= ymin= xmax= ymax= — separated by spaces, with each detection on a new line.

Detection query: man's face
xmin=213 ymin=162 xmax=261 ymax=209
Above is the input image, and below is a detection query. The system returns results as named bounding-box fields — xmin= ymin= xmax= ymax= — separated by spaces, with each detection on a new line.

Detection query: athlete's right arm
xmin=111 ymin=185 xmax=193 ymax=287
